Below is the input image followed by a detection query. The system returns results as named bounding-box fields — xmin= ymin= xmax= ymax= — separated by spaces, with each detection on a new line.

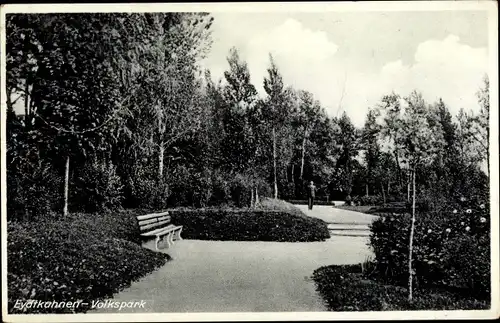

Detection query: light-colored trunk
xmin=63 ymin=156 xmax=70 ymax=216
xmin=365 ymin=184 xmax=369 ymax=197
xmin=395 ymin=148 xmax=403 ymax=187
xmin=159 ymin=142 xmax=165 ymax=179
xmin=250 ymin=186 xmax=255 ymax=208
xmin=255 ymin=187 xmax=260 ymax=206
xmin=291 ymin=164 xmax=295 ymax=184
xmin=408 ymin=167 xmax=416 ymax=301
xmin=387 ymin=180 xmax=391 ymax=195
xmin=407 ymin=171 xmax=411 ymax=203
xmin=300 ymin=129 xmax=307 ymax=180
xmin=24 ymin=80 xmax=30 ymax=126
xmin=273 ymin=127 xmax=278 ymax=199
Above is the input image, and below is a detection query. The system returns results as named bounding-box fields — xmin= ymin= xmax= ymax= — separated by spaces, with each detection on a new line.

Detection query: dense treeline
xmin=6 ymin=13 xmax=489 ymax=221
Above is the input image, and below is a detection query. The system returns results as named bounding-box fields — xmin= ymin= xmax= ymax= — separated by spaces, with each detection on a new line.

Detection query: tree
xmin=7 ymin=14 xmax=129 ymax=216
xmin=397 ymin=91 xmax=446 ymax=301
xmin=472 ymin=75 xmax=490 ymax=178
xmin=263 ymin=54 xmax=287 ymax=199
xmin=376 ymin=93 xmax=405 ymax=192
xmin=333 ymin=112 xmax=360 ymax=202
xmin=361 ymin=108 xmax=381 ymax=197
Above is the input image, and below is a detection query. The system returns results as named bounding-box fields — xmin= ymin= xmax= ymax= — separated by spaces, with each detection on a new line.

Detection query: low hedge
xmin=170 ymin=209 xmax=330 ymax=242
xmin=8 ymin=211 xmax=170 ymax=314
xmin=312 ymin=264 xmax=489 ymax=311
xmin=286 ymin=199 xmax=334 ymax=206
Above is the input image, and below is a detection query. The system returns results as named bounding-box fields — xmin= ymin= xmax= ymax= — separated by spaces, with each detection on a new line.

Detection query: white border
xmin=1 ymin=1 xmax=499 ymax=322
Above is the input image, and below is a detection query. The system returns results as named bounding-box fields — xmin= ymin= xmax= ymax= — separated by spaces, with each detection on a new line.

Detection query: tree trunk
xmin=291 ymin=163 xmax=295 ymax=184
xmin=250 ymin=186 xmax=255 ymax=208
xmin=407 ymin=171 xmax=411 ymax=203
xmin=255 ymin=187 xmax=260 ymax=206
xmin=24 ymin=79 xmax=30 ymax=127
xmin=273 ymin=127 xmax=278 ymax=199
xmin=63 ymin=156 xmax=70 ymax=216
xmin=300 ymin=129 xmax=307 ymax=180
xmin=380 ymin=181 xmax=386 ymax=205
xmin=395 ymin=148 xmax=403 ymax=187
xmin=387 ymin=179 xmax=391 ymax=195
xmin=159 ymin=142 xmax=165 ymax=179
xmin=408 ymin=167 xmax=417 ymax=301
xmin=487 ymin=146 xmax=490 ymax=180
xmin=365 ymin=184 xmax=369 ymax=197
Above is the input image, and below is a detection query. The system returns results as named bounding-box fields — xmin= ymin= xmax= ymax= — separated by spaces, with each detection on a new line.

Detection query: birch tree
xmin=397 ymin=91 xmax=445 ymax=301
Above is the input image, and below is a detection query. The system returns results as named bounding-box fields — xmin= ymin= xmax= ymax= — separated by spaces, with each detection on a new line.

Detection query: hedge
xmin=7 ymin=210 xmax=170 ymax=314
xmin=312 ymin=264 xmax=489 ymax=311
xmin=170 ymin=209 xmax=330 ymax=242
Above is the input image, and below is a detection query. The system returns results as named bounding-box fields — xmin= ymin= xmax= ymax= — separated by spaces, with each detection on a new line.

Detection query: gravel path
xmin=92 ymin=206 xmax=376 ymax=313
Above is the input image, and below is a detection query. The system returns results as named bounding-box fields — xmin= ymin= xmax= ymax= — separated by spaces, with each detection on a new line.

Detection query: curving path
xmin=92 ymin=206 xmax=378 ymax=313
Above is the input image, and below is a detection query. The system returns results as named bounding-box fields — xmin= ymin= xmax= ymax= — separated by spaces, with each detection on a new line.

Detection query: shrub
xmin=7 ymin=161 xmax=61 ymax=221
xmin=170 ymin=209 xmax=330 ymax=242
xmin=7 ymin=211 xmax=170 ymax=314
xmin=369 ymin=197 xmax=490 ymax=299
xmin=258 ymin=198 xmax=308 ymax=218
xmin=312 ymin=264 xmax=489 ymax=311
xmin=353 ymin=195 xmax=384 ymax=206
xmin=72 ymin=161 xmax=124 ymax=213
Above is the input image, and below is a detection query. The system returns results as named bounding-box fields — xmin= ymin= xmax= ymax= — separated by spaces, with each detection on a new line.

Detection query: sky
xmin=200 ymin=10 xmax=490 ymax=127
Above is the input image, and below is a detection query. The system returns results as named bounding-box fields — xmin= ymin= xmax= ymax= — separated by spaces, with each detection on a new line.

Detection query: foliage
xmin=72 ymin=161 xmax=124 ymax=213
xmin=170 ymin=208 xmax=330 ymax=242
xmin=369 ymin=196 xmax=490 ymax=299
xmin=312 ymin=264 xmax=489 ymax=311
xmin=7 ymin=211 xmax=169 ymax=314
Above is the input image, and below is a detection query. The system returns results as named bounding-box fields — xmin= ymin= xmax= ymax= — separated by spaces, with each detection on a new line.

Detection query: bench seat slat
xmin=141 ymin=225 xmax=180 ymax=237
xmin=136 ymin=211 xmax=169 ymax=221
xmin=139 ymin=216 xmax=171 ymax=226
xmin=139 ymin=219 xmax=173 ymax=232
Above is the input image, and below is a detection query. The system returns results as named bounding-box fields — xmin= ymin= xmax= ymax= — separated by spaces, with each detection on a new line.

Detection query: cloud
xmin=204 ymin=17 xmax=488 ymax=128
xmin=345 ymin=34 xmax=488 ymax=126
xmin=242 ymin=18 xmax=341 ymax=98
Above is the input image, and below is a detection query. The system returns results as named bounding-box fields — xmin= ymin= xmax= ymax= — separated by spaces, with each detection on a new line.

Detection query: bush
xmin=72 ymin=161 xmax=124 ymax=213
xmin=353 ymin=195 xmax=384 ymax=206
xmin=7 ymin=161 xmax=61 ymax=221
xmin=312 ymin=265 xmax=489 ymax=311
xmin=7 ymin=211 xmax=170 ymax=314
xmin=170 ymin=208 xmax=330 ymax=242
xmin=369 ymin=196 xmax=490 ymax=299
xmin=258 ymin=198 xmax=308 ymax=218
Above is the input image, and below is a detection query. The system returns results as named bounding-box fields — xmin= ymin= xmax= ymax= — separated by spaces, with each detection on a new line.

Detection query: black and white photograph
xmin=1 ymin=2 xmax=498 ymax=321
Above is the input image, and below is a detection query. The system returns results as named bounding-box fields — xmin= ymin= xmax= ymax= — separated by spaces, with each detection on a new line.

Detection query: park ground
xmin=93 ymin=205 xmax=377 ymax=313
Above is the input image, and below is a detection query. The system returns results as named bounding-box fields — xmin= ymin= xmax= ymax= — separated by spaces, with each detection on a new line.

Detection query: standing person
xmin=308 ymin=181 xmax=316 ymax=210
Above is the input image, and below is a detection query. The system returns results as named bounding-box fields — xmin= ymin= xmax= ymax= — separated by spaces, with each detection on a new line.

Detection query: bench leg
xmin=155 ymin=235 xmax=161 ymax=251
xmin=165 ymin=232 xmax=172 ymax=248
xmin=169 ymin=231 xmax=175 ymax=246
xmin=176 ymin=227 xmax=183 ymax=241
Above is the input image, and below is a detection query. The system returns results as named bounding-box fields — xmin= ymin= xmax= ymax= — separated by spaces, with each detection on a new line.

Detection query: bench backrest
xmin=136 ymin=211 xmax=171 ymax=233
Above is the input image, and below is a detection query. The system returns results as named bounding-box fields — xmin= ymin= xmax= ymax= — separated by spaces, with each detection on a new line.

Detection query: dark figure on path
xmin=308 ymin=181 xmax=316 ymax=210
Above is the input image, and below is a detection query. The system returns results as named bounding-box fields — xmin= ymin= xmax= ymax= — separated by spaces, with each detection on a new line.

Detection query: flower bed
xmin=170 ymin=208 xmax=330 ymax=242
xmin=7 ymin=210 xmax=170 ymax=314
xmin=369 ymin=197 xmax=490 ymax=299
xmin=312 ymin=264 xmax=489 ymax=311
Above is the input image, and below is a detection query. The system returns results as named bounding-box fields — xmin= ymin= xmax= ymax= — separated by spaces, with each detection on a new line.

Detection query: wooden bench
xmin=136 ymin=211 xmax=183 ymax=251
